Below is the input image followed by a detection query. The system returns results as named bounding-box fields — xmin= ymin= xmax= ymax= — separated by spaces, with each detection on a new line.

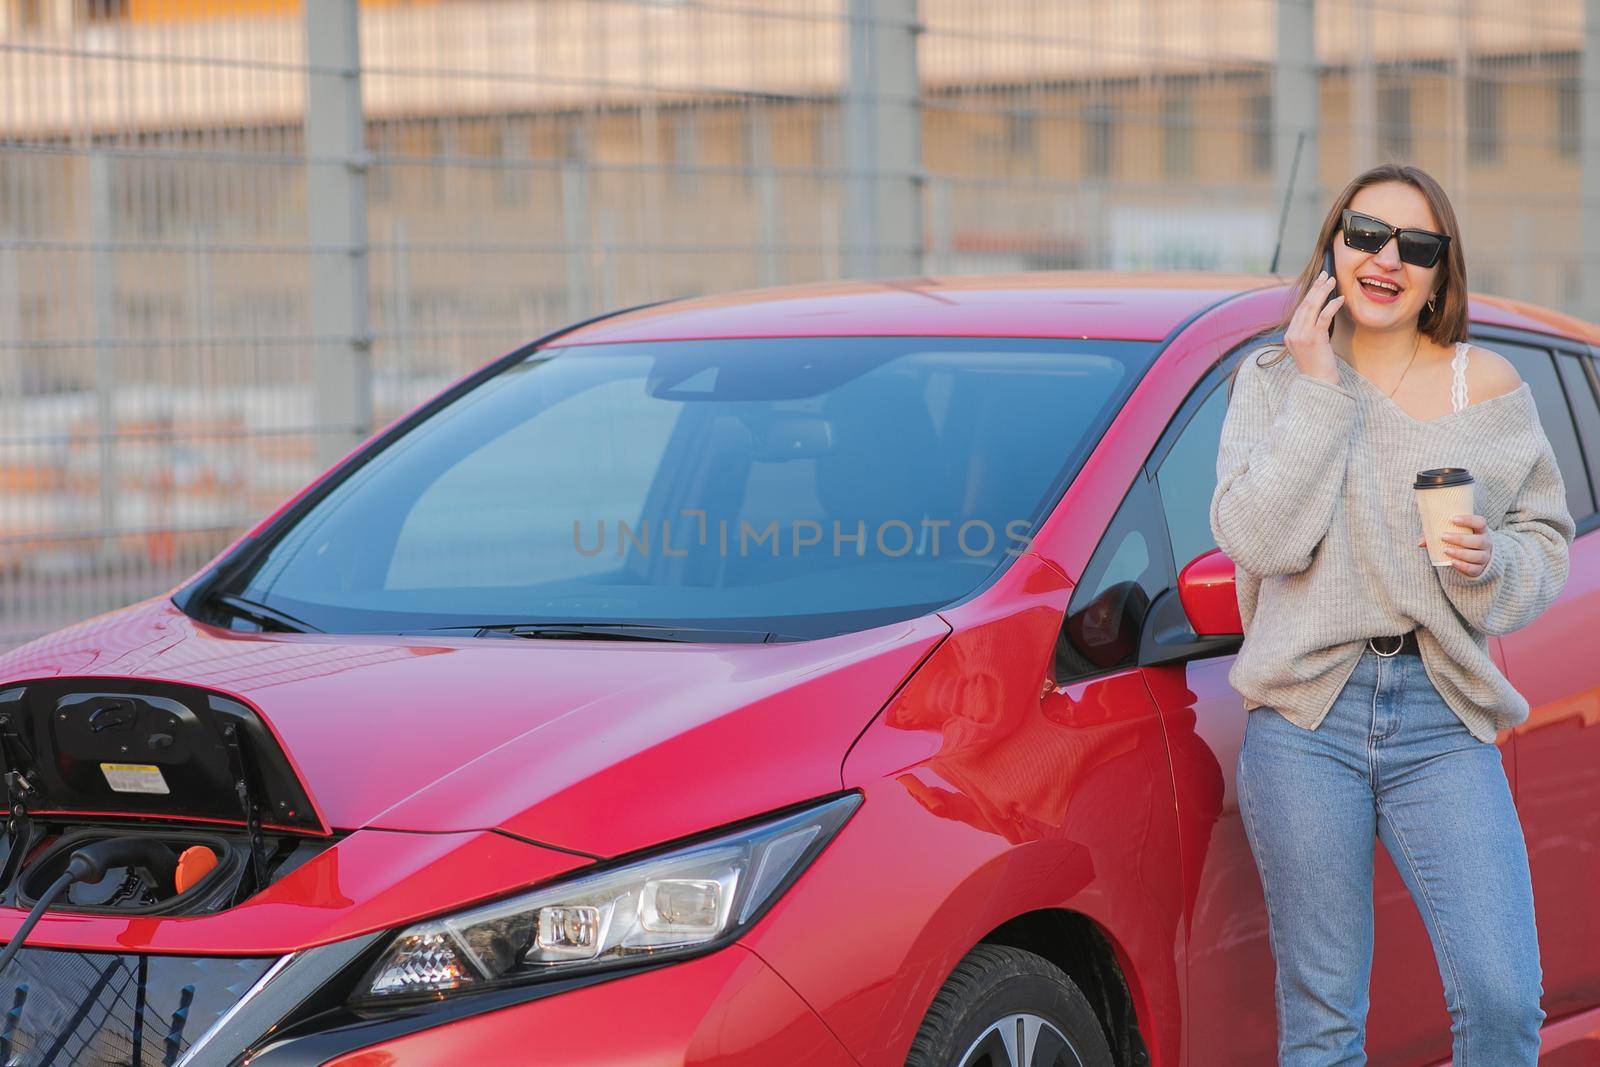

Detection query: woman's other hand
xmin=1417 ymin=513 xmax=1492 ymax=578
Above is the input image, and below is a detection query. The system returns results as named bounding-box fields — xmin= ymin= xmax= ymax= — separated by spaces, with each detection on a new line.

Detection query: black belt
xmin=1366 ymin=629 xmax=1420 ymax=657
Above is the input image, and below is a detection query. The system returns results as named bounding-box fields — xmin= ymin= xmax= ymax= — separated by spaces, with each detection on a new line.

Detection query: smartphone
xmin=1322 ymin=247 xmax=1340 ymax=312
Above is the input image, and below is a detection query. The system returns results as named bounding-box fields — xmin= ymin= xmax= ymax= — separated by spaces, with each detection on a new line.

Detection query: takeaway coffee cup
xmin=1415 ymin=467 xmax=1476 ymax=568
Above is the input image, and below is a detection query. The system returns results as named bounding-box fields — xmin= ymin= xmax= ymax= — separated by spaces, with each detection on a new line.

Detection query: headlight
xmin=353 ymin=792 xmax=861 ymax=1006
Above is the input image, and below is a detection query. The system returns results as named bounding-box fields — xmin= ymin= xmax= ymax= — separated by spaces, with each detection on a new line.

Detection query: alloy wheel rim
xmin=955 ymin=1012 xmax=1083 ymax=1067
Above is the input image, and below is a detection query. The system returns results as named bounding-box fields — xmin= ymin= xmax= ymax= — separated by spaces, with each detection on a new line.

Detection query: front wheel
xmin=905 ymin=943 xmax=1114 ymax=1067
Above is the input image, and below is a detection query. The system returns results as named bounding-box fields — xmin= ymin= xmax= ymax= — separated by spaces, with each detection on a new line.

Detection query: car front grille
xmin=0 ymin=948 xmax=276 ymax=1066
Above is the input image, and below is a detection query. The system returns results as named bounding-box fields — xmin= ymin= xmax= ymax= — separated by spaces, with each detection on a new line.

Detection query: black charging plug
xmin=0 ymin=837 xmax=181 ymax=974
xmin=63 ymin=838 xmax=178 ymax=890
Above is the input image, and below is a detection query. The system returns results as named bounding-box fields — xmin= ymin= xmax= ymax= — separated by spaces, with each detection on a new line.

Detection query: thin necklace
xmin=1383 ymin=332 xmax=1423 ymax=398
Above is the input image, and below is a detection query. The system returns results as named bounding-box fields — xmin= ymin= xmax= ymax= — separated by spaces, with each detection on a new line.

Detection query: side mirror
xmin=1137 ymin=547 xmax=1242 ymax=667
xmin=1178 ymin=547 xmax=1243 ymax=637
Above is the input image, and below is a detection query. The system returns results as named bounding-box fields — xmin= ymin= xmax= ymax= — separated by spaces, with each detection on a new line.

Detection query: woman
xmin=1209 ymin=162 xmax=1575 ymax=1065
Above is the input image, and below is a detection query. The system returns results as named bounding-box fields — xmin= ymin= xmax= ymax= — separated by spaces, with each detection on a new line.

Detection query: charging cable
xmin=0 ymin=839 xmax=178 ymax=974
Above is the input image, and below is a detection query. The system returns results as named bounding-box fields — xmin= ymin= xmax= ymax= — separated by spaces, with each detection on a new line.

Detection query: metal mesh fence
xmin=0 ymin=0 xmax=1591 ymax=650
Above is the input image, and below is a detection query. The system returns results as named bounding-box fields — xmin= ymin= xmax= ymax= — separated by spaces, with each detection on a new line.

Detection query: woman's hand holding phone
xmin=1284 ymin=268 xmax=1344 ymax=385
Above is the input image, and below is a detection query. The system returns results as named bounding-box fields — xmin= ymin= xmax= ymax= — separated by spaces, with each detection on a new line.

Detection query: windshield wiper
xmin=431 ymin=622 xmax=792 ymax=644
xmin=207 ymin=594 xmax=321 ymax=634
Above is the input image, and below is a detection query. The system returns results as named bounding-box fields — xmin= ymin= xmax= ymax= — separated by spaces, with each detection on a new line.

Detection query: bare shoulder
xmin=1461 ymin=343 xmax=1524 ymax=402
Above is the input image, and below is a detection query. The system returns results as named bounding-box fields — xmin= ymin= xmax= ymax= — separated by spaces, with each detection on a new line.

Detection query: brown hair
xmin=1243 ymin=163 xmax=1469 ymax=379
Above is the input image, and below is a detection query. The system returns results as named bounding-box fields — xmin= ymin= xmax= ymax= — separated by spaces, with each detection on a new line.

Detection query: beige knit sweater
xmin=1209 ymin=342 xmax=1575 ymax=742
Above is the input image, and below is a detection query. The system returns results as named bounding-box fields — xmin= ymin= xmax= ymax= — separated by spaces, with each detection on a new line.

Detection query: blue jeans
xmin=1236 ymin=644 xmax=1545 ymax=1066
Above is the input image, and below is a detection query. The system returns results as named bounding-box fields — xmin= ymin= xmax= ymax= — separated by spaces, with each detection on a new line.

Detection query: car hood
xmin=0 ymin=599 xmax=947 ymax=856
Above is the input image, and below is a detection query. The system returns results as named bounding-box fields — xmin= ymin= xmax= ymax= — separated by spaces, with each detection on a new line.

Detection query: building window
xmin=13 ymin=0 xmax=45 ymax=28
xmin=1163 ymin=95 xmax=1192 ymax=178
xmin=1379 ymin=83 xmax=1411 ymax=159
xmin=1467 ymin=74 xmax=1500 ymax=164
xmin=563 ymin=119 xmax=590 ymax=163
xmin=814 ymin=109 xmax=839 ymax=169
xmin=83 ymin=0 xmax=128 ymax=21
xmin=669 ymin=111 xmax=698 ymax=200
xmin=741 ymin=108 xmax=771 ymax=195
xmin=1248 ymin=92 xmax=1272 ymax=173
xmin=1558 ymin=76 xmax=1579 ymax=161
xmin=1084 ymin=102 xmax=1114 ymax=178
xmin=430 ymin=126 xmax=452 ymax=206
xmin=0 ymin=150 xmax=46 ymax=238
xmin=1007 ymin=106 xmax=1036 ymax=157
xmin=493 ymin=125 xmax=530 ymax=207
xmin=368 ymin=125 xmax=393 ymax=204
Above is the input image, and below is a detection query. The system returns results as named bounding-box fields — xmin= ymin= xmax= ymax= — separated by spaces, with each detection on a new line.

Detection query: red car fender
xmin=730 ymin=554 xmax=1183 ymax=1066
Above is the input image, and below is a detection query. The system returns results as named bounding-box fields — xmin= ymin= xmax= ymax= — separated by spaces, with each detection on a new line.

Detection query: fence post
xmin=750 ymin=106 xmax=780 ymax=288
xmin=188 ymin=225 xmax=212 ymax=401
xmin=562 ymin=160 xmax=591 ymax=319
xmin=305 ymin=0 xmax=372 ymax=470
xmin=390 ymin=217 xmax=412 ymax=395
xmin=844 ymin=0 xmax=921 ymax=279
xmin=0 ymin=234 xmax=17 ymax=406
xmin=1273 ymin=0 xmax=1320 ymax=273
xmin=1352 ymin=0 xmax=1376 ymax=171
xmin=1583 ymin=0 xmax=1600 ymax=321
xmin=89 ymin=152 xmax=118 ymax=551
xmin=927 ymin=177 xmax=950 ymax=275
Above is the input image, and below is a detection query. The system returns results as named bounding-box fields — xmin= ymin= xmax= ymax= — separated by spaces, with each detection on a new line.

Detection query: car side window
xmin=1151 ymin=378 xmax=1229 ymax=574
xmin=1485 ymin=340 xmax=1595 ymax=522
xmin=1555 ymin=350 xmax=1600 ymax=521
xmin=1058 ymin=473 xmax=1174 ymax=680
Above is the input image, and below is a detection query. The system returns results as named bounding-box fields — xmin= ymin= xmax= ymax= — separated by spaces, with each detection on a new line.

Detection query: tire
xmin=905 ymin=943 xmax=1115 ymax=1067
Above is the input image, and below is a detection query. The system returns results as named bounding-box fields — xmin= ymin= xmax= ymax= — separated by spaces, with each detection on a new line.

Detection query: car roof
xmin=555 ymin=271 xmax=1281 ymax=345
xmin=552 ymin=271 xmax=1600 ymax=349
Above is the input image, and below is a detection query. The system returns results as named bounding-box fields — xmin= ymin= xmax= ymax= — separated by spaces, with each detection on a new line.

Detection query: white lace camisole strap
xmin=1450 ymin=341 xmax=1470 ymax=413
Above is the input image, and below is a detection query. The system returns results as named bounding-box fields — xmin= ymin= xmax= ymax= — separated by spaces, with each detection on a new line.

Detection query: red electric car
xmin=0 ymin=272 xmax=1597 ymax=1067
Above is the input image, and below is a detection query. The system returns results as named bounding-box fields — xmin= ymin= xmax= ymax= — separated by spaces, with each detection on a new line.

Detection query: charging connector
xmin=0 ymin=837 xmax=179 ymax=973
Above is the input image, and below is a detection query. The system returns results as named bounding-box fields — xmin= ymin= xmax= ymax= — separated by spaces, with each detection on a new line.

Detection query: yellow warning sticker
xmin=100 ymin=762 xmax=171 ymax=796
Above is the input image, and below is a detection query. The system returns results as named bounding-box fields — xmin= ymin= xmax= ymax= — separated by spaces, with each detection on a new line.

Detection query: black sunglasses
xmin=1340 ymin=208 xmax=1450 ymax=269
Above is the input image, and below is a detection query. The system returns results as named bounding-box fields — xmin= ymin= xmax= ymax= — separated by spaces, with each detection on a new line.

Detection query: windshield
xmin=209 ymin=336 xmax=1155 ymax=638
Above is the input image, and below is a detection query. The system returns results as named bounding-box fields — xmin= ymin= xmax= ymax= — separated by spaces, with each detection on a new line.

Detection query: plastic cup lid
xmin=1415 ymin=467 xmax=1473 ymax=489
